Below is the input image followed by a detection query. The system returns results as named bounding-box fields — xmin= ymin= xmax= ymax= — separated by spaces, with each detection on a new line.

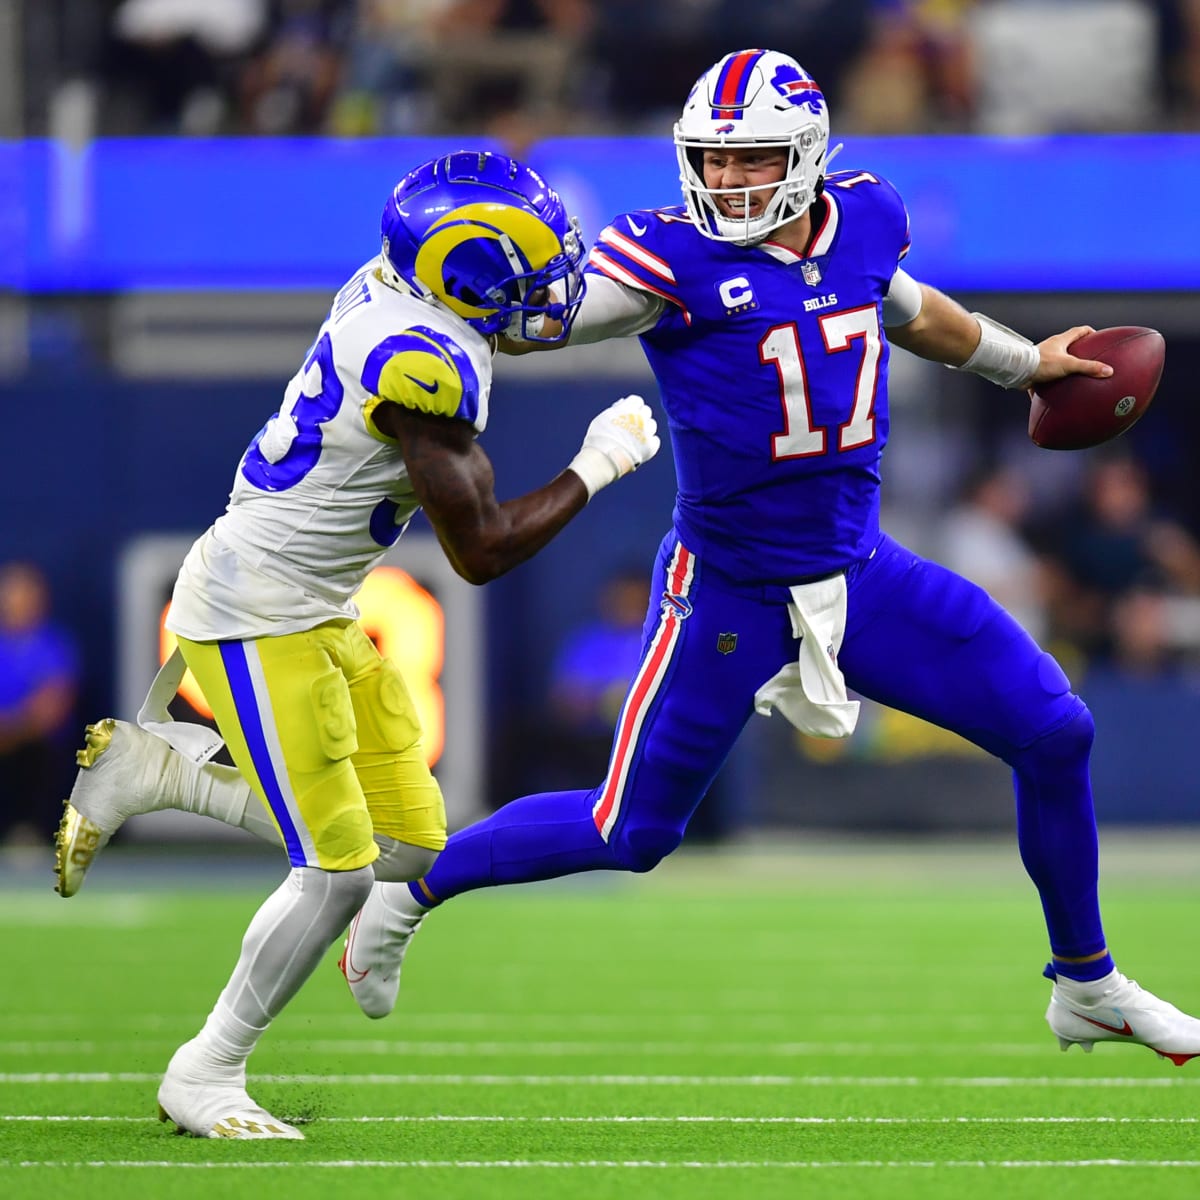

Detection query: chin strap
xmin=377 ymin=253 xmax=435 ymax=305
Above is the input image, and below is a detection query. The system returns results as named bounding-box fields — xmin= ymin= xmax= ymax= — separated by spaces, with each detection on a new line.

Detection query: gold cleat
xmin=156 ymin=1036 xmax=306 ymax=1139
xmin=53 ymin=720 xmax=118 ymax=898
xmin=76 ymin=718 xmax=116 ymax=768
xmin=157 ymin=1101 xmax=305 ymax=1140
xmin=54 ymin=804 xmax=108 ymax=897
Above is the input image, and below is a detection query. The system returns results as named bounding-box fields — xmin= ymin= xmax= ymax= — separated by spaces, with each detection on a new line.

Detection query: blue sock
xmin=413 ymin=789 xmax=620 ymax=904
xmin=1043 ymin=955 xmax=1116 ymax=984
xmin=1013 ymin=710 xmax=1110 ymax=971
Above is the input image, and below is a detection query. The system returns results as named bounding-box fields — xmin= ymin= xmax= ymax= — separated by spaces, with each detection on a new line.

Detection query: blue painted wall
xmin=1 ymin=365 xmax=676 ymax=728
xmin=7 ymin=130 xmax=1200 ymax=822
xmin=7 ymin=134 xmax=1200 ymax=292
xmin=5 ymin=360 xmax=1198 ymax=822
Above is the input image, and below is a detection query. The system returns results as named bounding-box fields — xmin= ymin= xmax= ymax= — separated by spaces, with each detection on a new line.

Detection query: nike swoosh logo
xmin=405 ymin=375 xmax=439 ymax=395
xmin=338 ymin=913 xmax=369 ymax=983
xmin=1073 ymin=1011 xmax=1134 ymax=1036
xmin=627 ymin=217 xmax=647 ymax=236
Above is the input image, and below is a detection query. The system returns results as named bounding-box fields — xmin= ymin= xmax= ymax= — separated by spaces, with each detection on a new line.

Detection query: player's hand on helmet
xmin=568 ymin=395 xmax=661 ymax=498
xmin=496 ymin=286 xmax=562 ymax=354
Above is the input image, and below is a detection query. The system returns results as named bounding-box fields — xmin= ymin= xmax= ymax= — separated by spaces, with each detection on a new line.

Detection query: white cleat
xmin=339 ymin=882 xmax=430 ymax=1019
xmin=54 ymin=718 xmax=173 ymax=897
xmin=1046 ymin=967 xmax=1200 ymax=1066
xmin=157 ymin=1039 xmax=304 ymax=1140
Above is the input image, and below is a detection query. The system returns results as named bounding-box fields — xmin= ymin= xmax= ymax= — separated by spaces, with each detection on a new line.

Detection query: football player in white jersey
xmin=54 ymin=150 xmax=659 ymax=1139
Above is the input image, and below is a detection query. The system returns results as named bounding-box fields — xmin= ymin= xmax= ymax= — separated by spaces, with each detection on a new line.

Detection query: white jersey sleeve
xmin=567 ymin=273 xmax=664 ymax=345
xmin=167 ymin=260 xmax=493 ymax=641
xmin=881 ymin=266 xmax=923 ymax=328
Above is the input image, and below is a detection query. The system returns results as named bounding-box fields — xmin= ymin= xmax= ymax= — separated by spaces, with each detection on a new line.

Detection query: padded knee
xmin=353 ymin=659 xmax=423 ymax=755
xmin=372 ymin=835 xmax=440 ymax=883
xmin=350 ymin=660 xmax=447 ymax=853
xmin=1013 ymin=705 xmax=1096 ymax=774
xmin=607 ymin=821 xmax=684 ymax=874
xmin=312 ymin=863 xmax=376 ymax=912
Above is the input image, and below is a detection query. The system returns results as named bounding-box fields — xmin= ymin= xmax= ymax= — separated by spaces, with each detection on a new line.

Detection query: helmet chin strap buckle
xmin=377 ymin=252 xmax=435 ymax=304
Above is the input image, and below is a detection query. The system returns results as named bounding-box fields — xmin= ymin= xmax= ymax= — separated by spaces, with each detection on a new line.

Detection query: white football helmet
xmin=674 ymin=49 xmax=836 ymax=245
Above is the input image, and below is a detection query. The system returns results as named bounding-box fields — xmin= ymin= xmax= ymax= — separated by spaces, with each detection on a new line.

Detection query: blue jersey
xmin=586 ymin=170 xmax=911 ymax=585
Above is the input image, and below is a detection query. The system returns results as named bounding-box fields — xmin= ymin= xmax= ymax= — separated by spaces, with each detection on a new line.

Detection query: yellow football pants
xmin=178 ymin=620 xmax=447 ymax=870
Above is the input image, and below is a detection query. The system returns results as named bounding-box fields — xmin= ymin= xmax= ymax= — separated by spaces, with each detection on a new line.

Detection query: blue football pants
xmin=421 ymin=530 xmax=1105 ymax=960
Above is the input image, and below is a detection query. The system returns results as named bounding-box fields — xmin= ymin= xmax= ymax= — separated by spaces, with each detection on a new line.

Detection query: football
xmin=1027 ymin=326 xmax=1165 ymax=450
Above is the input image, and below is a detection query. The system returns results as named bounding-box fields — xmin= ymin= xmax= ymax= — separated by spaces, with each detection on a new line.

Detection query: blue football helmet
xmin=381 ymin=151 xmax=586 ymax=342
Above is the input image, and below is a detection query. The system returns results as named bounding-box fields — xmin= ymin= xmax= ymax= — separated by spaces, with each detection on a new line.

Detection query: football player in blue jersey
xmin=338 ymin=49 xmax=1200 ymax=1063
xmin=52 ymin=151 xmax=660 ymax=1138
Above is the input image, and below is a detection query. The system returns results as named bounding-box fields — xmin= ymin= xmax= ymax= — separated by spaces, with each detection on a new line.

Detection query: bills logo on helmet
xmin=714 ymin=122 xmax=737 ymax=133
xmin=771 ymin=64 xmax=825 ymax=115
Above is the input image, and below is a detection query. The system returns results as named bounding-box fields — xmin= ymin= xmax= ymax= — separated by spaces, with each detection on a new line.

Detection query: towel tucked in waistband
xmin=752 ymin=573 xmax=859 ymax=739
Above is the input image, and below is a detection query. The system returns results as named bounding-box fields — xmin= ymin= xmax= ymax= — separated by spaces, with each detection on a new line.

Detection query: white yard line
xmin=0 ymin=897 xmax=156 ymax=927
xmin=4 ymin=1114 xmax=1200 ymax=1125
xmin=5 ymin=1159 xmax=1200 ymax=1170
xmin=1 ymin=1072 xmax=1197 ymax=1087
xmin=0 ymin=1039 xmax=1055 ymax=1057
xmin=0 ymin=1012 xmax=1022 ymax=1032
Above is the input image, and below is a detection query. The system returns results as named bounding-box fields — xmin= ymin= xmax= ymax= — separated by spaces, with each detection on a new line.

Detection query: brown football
xmin=1028 ymin=326 xmax=1165 ymax=451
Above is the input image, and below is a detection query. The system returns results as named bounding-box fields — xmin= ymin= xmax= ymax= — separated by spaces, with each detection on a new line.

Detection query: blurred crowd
xmin=19 ymin=0 xmax=1200 ymax=143
xmin=0 ymin=563 xmax=80 ymax=848
xmin=933 ymin=452 xmax=1200 ymax=685
xmin=8 ymin=0 xmax=1200 ymax=846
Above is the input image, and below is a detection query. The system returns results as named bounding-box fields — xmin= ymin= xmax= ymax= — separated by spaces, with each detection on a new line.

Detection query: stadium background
xmin=7 ymin=5 xmax=1200 ymax=1195
xmin=3 ymin=0 xmax=1200 ymax=842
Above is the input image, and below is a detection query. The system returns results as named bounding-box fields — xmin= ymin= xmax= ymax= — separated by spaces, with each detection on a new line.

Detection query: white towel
xmin=136 ymin=646 xmax=226 ymax=764
xmin=753 ymin=574 xmax=859 ymax=739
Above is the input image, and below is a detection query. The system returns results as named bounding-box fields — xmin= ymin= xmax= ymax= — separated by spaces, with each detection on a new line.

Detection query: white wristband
xmin=567 ymin=447 xmax=619 ymax=500
xmin=958 ymin=313 xmax=1041 ymax=389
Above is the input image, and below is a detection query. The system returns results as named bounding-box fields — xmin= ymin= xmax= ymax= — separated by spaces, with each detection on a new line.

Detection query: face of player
xmin=701 ymin=147 xmax=788 ymax=222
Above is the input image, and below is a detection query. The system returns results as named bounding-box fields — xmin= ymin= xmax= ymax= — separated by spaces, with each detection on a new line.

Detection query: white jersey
xmin=168 ymin=259 xmax=493 ymax=641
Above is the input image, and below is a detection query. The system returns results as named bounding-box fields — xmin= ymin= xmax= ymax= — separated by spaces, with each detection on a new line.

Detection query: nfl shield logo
xmin=716 ymin=632 xmax=738 ymax=655
xmin=801 ymin=260 xmax=822 ymax=287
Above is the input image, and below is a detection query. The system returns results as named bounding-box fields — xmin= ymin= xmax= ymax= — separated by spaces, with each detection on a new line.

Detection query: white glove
xmin=568 ymin=394 xmax=661 ymax=499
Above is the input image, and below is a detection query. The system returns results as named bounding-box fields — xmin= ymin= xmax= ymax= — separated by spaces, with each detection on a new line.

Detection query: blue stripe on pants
xmin=218 ymin=640 xmax=306 ymax=866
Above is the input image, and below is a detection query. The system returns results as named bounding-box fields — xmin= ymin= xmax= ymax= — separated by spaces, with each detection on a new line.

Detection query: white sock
xmin=378 ymin=879 xmax=433 ymax=915
xmin=1055 ymin=968 xmax=1120 ymax=1000
xmin=167 ymin=755 xmax=282 ymax=847
xmin=192 ymin=1005 xmax=265 ymax=1071
xmin=193 ymin=866 xmax=374 ymax=1069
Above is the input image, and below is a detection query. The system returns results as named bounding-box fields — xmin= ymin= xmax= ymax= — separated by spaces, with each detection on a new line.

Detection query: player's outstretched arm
xmin=495 ymin=286 xmax=567 ymax=355
xmin=886 ymin=283 xmax=985 ymax=366
xmin=375 ymin=396 xmax=659 ymax=585
xmin=888 ymin=283 xmax=1112 ymax=390
xmin=497 ymin=276 xmax=664 ymax=355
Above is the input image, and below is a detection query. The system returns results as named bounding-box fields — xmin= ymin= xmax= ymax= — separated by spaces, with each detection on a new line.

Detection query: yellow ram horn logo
xmin=414 ymin=203 xmax=560 ymax=320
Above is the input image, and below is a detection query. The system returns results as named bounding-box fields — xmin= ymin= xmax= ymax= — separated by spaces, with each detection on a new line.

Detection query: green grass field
xmin=2 ymin=834 xmax=1200 ymax=1199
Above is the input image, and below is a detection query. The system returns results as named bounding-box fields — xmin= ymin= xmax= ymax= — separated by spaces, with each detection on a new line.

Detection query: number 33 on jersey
xmin=170 ymin=260 xmax=494 ymax=640
xmin=245 ymin=261 xmax=491 ymax=560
